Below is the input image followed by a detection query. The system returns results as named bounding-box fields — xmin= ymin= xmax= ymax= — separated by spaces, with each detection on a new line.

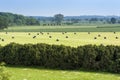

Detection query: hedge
xmin=0 ymin=43 xmax=120 ymax=73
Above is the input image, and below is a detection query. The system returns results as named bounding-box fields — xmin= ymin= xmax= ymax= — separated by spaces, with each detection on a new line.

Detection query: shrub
xmin=0 ymin=43 xmax=119 ymax=73
xmin=0 ymin=62 xmax=10 ymax=80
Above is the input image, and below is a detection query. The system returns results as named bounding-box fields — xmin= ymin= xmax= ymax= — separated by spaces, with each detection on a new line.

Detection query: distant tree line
xmin=0 ymin=43 xmax=119 ymax=73
xmin=0 ymin=12 xmax=40 ymax=29
xmin=36 ymin=15 xmax=120 ymax=25
xmin=1 ymin=12 xmax=119 ymax=28
xmin=39 ymin=14 xmax=64 ymax=26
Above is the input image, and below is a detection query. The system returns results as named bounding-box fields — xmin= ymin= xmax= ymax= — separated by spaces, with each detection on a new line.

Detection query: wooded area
xmin=0 ymin=12 xmax=40 ymax=29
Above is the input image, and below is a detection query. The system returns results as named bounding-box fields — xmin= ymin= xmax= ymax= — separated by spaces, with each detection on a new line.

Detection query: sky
xmin=0 ymin=0 xmax=120 ymax=16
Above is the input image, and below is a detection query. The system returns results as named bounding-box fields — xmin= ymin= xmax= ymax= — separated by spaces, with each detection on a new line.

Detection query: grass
xmin=0 ymin=32 xmax=120 ymax=47
xmin=1 ymin=25 xmax=120 ymax=80
xmin=1 ymin=25 xmax=120 ymax=32
xmin=6 ymin=66 xmax=120 ymax=80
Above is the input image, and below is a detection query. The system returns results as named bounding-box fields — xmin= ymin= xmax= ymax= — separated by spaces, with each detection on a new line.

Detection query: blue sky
xmin=0 ymin=0 xmax=120 ymax=16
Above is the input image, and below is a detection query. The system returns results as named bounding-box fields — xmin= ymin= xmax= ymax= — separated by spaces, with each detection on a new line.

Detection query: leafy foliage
xmin=0 ymin=16 xmax=8 ymax=29
xmin=0 ymin=12 xmax=40 ymax=29
xmin=110 ymin=17 xmax=116 ymax=24
xmin=0 ymin=43 xmax=120 ymax=73
xmin=54 ymin=14 xmax=64 ymax=24
xmin=0 ymin=62 xmax=10 ymax=80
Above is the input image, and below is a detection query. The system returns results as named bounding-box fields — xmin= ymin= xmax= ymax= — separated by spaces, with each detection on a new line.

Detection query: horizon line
xmin=1 ymin=11 xmax=120 ymax=17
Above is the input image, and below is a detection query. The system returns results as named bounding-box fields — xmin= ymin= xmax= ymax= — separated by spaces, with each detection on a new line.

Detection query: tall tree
xmin=0 ymin=16 xmax=8 ymax=29
xmin=26 ymin=17 xmax=40 ymax=25
xmin=110 ymin=17 xmax=116 ymax=24
xmin=54 ymin=14 xmax=64 ymax=24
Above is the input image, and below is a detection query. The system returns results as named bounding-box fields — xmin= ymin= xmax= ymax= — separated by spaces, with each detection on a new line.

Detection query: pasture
xmin=1 ymin=25 xmax=120 ymax=32
xmin=0 ymin=32 xmax=120 ymax=47
xmin=7 ymin=66 xmax=120 ymax=80
xmin=0 ymin=26 xmax=120 ymax=80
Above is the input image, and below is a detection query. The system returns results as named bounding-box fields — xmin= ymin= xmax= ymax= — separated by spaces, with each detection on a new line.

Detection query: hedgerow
xmin=0 ymin=43 xmax=119 ymax=73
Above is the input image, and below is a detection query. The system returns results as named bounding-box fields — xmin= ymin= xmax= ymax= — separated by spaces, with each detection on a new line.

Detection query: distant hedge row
xmin=0 ymin=43 xmax=120 ymax=73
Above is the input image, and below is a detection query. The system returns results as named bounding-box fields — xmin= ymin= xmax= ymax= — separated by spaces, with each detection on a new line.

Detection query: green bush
xmin=0 ymin=62 xmax=10 ymax=80
xmin=0 ymin=43 xmax=120 ymax=73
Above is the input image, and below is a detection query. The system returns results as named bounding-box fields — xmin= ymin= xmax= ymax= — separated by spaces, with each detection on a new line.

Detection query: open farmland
xmin=1 ymin=25 xmax=120 ymax=32
xmin=1 ymin=0 xmax=120 ymax=80
xmin=0 ymin=31 xmax=120 ymax=47
xmin=0 ymin=25 xmax=120 ymax=47
xmin=0 ymin=26 xmax=120 ymax=80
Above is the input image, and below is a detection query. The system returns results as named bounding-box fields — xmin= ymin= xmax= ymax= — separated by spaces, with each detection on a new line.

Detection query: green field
xmin=1 ymin=25 xmax=120 ymax=32
xmin=1 ymin=26 xmax=120 ymax=80
xmin=6 ymin=66 xmax=120 ymax=80
xmin=0 ymin=32 xmax=120 ymax=47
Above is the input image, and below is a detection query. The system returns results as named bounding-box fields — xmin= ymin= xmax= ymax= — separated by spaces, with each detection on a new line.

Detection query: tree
xmin=54 ymin=14 xmax=64 ymax=24
xmin=0 ymin=12 xmax=40 ymax=26
xmin=0 ymin=16 xmax=8 ymax=29
xmin=110 ymin=17 xmax=116 ymax=24
xmin=71 ymin=18 xmax=79 ymax=23
xmin=26 ymin=17 xmax=40 ymax=25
